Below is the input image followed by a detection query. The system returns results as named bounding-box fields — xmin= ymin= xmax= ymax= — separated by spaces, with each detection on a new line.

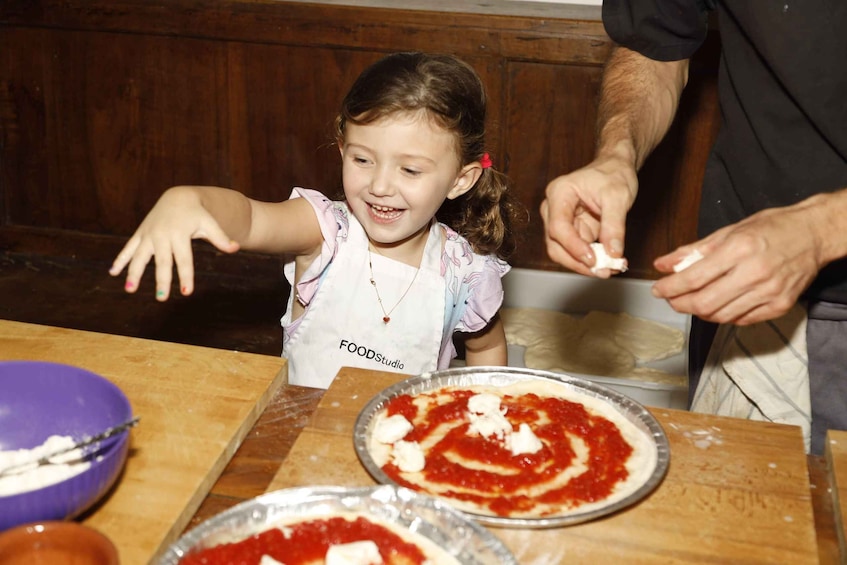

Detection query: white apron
xmin=284 ymin=217 xmax=445 ymax=388
xmin=691 ymin=302 xmax=811 ymax=451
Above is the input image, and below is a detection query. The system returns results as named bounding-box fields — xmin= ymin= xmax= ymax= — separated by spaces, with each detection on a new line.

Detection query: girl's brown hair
xmin=335 ymin=52 xmax=525 ymax=259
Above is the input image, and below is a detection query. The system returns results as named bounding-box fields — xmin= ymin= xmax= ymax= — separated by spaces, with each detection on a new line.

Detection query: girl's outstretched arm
xmin=109 ymin=185 xmax=322 ymax=301
xmin=462 ymin=315 xmax=508 ymax=367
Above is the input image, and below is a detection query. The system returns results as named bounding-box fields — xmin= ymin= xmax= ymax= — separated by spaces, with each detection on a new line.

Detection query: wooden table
xmin=0 ymin=320 xmax=288 ymax=564
xmin=826 ymin=430 xmax=847 ymax=559
xmin=200 ymin=369 xmax=847 ymax=565
xmin=263 ymin=368 xmax=819 ymax=564
xmin=3 ymin=320 xmax=843 ymax=563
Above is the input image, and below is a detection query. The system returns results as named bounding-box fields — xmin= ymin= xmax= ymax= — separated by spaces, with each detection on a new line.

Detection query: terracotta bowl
xmin=0 ymin=521 xmax=119 ymax=565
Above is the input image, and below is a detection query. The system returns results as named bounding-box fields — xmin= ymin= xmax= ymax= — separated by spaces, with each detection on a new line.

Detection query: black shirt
xmin=603 ymin=0 xmax=847 ymax=303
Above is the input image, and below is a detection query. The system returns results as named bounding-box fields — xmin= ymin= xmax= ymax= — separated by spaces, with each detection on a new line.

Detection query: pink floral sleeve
xmin=284 ymin=187 xmax=349 ymax=306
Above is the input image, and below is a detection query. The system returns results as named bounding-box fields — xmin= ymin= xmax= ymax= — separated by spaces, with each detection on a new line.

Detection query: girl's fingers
xmin=171 ymin=237 xmax=196 ymax=296
xmin=109 ymin=236 xmax=141 ymax=277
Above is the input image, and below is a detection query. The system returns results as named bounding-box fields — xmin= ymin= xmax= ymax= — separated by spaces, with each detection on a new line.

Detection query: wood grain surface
xmin=269 ymin=367 xmax=818 ymax=564
xmin=826 ymin=430 xmax=847 ymax=559
xmin=0 ymin=320 xmax=288 ymax=564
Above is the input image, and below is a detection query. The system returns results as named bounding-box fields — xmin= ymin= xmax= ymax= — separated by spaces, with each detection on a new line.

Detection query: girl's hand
xmin=109 ymin=187 xmax=240 ymax=301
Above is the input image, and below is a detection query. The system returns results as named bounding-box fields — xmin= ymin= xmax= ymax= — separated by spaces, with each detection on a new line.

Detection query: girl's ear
xmin=447 ymin=162 xmax=483 ymax=200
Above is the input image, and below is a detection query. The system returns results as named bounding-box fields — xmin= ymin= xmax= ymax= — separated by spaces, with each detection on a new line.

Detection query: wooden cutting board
xmin=0 ymin=320 xmax=287 ymax=564
xmin=826 ymin=429 xmax=847 ymax=557
xmin=268 ymin=366 xmax=818 ymax=564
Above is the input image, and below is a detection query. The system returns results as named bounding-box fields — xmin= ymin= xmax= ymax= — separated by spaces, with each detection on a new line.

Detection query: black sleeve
xmin=602 ymin=0 xmax=712 ymax=62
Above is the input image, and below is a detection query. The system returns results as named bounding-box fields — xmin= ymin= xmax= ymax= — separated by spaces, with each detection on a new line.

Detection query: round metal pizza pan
xmin=353 ymin=366 xmax=670 ymax=529
xmin=156 ymin=484 xmax=517 ymax=564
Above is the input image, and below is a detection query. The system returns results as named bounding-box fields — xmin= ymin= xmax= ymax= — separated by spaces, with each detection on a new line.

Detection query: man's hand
xmin=652 ymin=195 xmax=838 ymax=325
xmin=540 ymin=153 xmax=638 ymax=277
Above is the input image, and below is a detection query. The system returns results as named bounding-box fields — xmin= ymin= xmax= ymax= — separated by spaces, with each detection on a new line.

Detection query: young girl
xmin=109 ymin=52 xmax=524 ymax=388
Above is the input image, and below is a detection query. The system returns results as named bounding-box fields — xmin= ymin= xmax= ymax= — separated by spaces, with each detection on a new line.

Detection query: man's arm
xmin=596 ymin=46 xmax=690 ymax=171
xmin=540 ymin=46 xmax=689 ymax=275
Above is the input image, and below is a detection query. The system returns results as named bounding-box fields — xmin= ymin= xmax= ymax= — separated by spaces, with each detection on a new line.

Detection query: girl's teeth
xmin=370 ymin=204 xmax=402 ymax=219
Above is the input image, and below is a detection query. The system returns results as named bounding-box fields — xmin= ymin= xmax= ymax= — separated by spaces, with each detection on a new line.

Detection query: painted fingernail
xmin=156 ymin=290 xmax=165 ymax=299
xmin=181 ymin=286 xmax=189 ymax=295
xmin=124 ymin=281 xmax=134 ymax=290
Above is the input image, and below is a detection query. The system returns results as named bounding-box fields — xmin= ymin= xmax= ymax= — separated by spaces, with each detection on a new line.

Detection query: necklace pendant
xmin=382 ymin=316 xmax=390 ymax=323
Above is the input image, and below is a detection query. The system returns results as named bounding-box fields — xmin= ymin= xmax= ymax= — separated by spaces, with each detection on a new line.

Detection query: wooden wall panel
xmin=0 ymin=28 xmax=48 ymax=229
xmin=0 ymin=0 xmax=719 ymax=280
xmin=503 ymin=61 xmax=604 ymax=270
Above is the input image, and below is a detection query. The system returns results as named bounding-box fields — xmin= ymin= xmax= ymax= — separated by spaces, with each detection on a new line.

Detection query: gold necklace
xmin=367 ymin=250 xmax=421 ymax=323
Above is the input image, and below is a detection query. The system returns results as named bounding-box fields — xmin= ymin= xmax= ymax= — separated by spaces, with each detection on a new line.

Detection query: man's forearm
xmin=595 ymin=46 xmax=690 ymax=170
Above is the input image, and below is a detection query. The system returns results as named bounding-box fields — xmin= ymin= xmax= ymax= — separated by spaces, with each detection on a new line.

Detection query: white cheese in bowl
xmin=0 ymin=435 xmax=90 ymax=496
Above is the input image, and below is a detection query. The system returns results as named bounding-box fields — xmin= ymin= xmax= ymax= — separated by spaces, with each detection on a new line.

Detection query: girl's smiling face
xmin=340 ymin=112 xmax=477 ymax=261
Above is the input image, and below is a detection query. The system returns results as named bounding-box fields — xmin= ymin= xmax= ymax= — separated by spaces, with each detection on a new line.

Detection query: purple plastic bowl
xmin=0 ymin=361 xmax=133 ymax=531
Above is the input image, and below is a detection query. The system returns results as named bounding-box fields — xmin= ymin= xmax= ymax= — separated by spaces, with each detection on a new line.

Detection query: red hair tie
xmin=479 ymin=153 xmax=493 ymax=169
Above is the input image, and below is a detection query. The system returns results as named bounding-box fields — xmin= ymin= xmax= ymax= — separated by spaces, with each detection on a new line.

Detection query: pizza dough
xmin=581 ymin=310 xmax=685 ymax=363
xmin=501 ymin=307 xmax=685 ymax=384
xmin=368 ymin=381 xmax=657 ymax=520
xmin=500 ymin=307 xmax=583 ymax=347
xmin=523 ymin=331 xmax=636 ymax=376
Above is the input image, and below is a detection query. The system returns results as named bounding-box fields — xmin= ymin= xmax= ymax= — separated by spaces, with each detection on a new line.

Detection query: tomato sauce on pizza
xmin=179 ymin=515 xmax=432 ymax=565
xmin=368 ymin=382 xmax=656 ymax=519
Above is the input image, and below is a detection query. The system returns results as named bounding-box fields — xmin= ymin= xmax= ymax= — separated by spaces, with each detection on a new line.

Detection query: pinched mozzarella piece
xmin=391 ymin=440 xmax=425 ymax=472
xmin=326 ymin=540 xmax=384 ymax=565
xmin=507 ymin=423 xmax=544 ymax=456
xmin=467 ymin=393 xmax=512 ymax=440
xmin=259 ymin=556 xmax=285 ymax=565
xmin=673 ymin=249 xmax=704 ymax=272
xmin=590 ymin=242 xmax=627 ymax=274
xmin=373 ymin=414 xmax=414 ymax=444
